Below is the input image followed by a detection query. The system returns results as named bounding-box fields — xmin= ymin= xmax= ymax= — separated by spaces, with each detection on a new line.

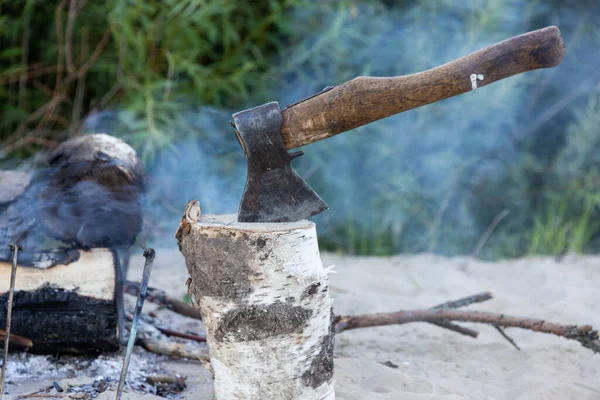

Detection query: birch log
xmin=176 ymin=202 xmax=335 ymax=400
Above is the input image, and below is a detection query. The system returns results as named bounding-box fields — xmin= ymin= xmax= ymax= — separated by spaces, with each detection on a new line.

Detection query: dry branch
xmin=123 ymin=282 xmax=202 ymax=320
xmin=124 ymin=312 xmax=206 ymax=343
xmin=423 ymin=291 xmax=494 ymax=338
xmin=472 ymin=209 xmax=510 ymax=258
xmin=2 ymin=0 xmax=115 ymax=156
xmin=17 ymin=393 xmax=87 ymax=399
xmin=335 ymin=292 xmax=600 ymax=353
xmin=0 ymin=329 xmax=33 ymax=350
xmin=431 ymin=291 xmax=494 ymax=310
xmin=139 ymin=338 xmax=209 ymax=363
xmin=153 ymin=327 xmax=206 ymax=343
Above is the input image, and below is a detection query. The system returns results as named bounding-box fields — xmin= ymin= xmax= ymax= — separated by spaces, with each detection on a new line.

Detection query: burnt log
xmin=0 ymin=134 xmax=145 ymax=353
xmin=0 ymin=248 xmax=123 ymax=353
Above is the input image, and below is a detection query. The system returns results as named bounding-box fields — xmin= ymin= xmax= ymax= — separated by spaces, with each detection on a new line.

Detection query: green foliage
xmin=527 ymin=193 xmax=600 ymax=256
xmin=318 ymin=216 xmax=402 ymax=256
xmin=527 ymin=85 xmax=600 ymax=255
xmin=0 ymin=0 xmax=311 ymax=158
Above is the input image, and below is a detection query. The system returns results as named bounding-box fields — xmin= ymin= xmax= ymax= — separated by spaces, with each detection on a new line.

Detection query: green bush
xmin=0 ymin=0 xmax=311 ymax=159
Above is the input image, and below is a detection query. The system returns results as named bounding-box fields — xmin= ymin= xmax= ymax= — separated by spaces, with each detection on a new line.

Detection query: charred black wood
xmin=0 ymin=248 xmax=124 ymax=353
xmin=0 ymin=286 xmax=121 ymax=353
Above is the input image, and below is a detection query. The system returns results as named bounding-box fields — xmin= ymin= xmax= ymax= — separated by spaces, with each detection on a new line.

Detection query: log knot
xmin=175 ymin=200 xmax=201 ymax=250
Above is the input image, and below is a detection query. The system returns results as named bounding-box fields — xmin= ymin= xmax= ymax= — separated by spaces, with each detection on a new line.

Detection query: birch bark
xmin=177 ymin=202 xmax=335 ymax=400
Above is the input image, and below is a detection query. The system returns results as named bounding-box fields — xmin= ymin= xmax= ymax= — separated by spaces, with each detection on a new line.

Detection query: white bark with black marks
xmin=177 ymin=206 xmax=335 ymax=400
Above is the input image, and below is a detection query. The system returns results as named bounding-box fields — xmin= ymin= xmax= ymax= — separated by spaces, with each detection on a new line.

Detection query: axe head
xmin=232 ymin=102 xmax=328 ymax=223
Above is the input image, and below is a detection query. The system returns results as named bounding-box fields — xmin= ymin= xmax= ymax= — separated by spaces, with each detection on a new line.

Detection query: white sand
xmin=5 ymin=249 xmax=600 ymax=399
xmin=324 ymin=253 xmax=600 ymax=400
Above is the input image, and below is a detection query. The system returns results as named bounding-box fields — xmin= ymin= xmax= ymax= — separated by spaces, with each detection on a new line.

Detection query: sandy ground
xmin=4 ymin=249 xmax=600 ymax=399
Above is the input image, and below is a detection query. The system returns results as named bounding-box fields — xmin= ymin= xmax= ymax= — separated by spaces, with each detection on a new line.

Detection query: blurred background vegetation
xmin=1 ymin=0 xmax=600 ymax=259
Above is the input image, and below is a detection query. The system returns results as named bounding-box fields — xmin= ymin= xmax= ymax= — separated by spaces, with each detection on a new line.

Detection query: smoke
xmin=84 ymin=106 xmax=246 ymax=242
xmin=83 ymin=1 xmax=600 ymax=256
xmin=269 ymin=1 xmax=600 ymax=256
xmin=0 ymin=134 xmax=146 ymax=267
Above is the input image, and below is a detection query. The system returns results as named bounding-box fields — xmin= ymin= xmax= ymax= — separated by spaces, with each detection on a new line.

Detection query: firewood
xmin=334 ymin=292 xmax=600 ymax=353
xmin=177 ymin=203 xmax=335 ymax=400
xmin=0 ymin=248 xmax=123 ymax=353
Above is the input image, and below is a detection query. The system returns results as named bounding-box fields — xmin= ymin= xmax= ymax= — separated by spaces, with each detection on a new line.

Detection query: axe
xmin=232 ymin=26 xmax=565 ymax=223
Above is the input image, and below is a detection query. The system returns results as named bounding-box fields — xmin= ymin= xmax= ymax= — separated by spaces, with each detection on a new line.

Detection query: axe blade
xmin=232 ymin=102 xmax=328 ymax=222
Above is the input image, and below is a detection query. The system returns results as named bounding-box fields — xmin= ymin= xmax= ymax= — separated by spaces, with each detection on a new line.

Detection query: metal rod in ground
xmin=0 ymin=244 xmax=21 ymax=399
xmin=116 ymin=248 xmax=155 ymax=400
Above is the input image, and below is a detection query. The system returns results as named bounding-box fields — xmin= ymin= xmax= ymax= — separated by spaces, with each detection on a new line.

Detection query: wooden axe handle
xmin=280 ymin=26 xmax=565 ymax=149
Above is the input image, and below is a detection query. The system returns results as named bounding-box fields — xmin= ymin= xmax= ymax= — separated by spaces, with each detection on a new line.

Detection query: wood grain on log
xmin=177 ymin=208 xmax=335 ymax=399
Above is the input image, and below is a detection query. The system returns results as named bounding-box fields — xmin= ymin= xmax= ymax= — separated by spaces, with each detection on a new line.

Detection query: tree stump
xmin=177 ymin=203 xmax=335 ymax=399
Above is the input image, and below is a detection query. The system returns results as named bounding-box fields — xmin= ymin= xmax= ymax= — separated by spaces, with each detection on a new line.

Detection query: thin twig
xmin=472 ymin=209 xmax=510 ymax=258
xmin=428 ymin=321 xmax=479 ymax=338
xmin=37 ymin=25 xmax=110 ymax=135
xmin=431 ymin=291 xmax=494 ymax=310
xmin=155 ymin=328 xmax=206 ymax=343
xmin=70 ymin=27 xmax=88 ymax=135
xmin=493 ymin=325 xmax=521 ymax=351
xmin=65 ymin=0 xmax=78 ymax=75
xmin=0 ymin=329 xmax=33 ymax=350
xmin=66 ymin=28 xmax=111 ymax=84
xmin=54 ymin=0 xmax=68 ymax=90
xmin=0 ymin=244 xmax=21 ymax=398
xmin=17 ymin=394 xmax=87 ymax=399
xmin=123 ymin=282 xmax=202 ymax=320
xmin=124 ymin=312 xmax=206 ymax=343
xmin=5 ymin=101 xmax=55 ymax=146
xmin=335 ymin=294 xmax=600 ymax=353
xmin=31 ymin=80 xmax=55 ymax=98
xmin=116 ymin=248 xmax=155 ymax=400
xmin=0 ymin=66 xmax=63 ymax=85
xmin=39 ymin=0 xmax=68 ymax=133
xmin=139 ymin=338 xmax=210 ymax=365
xmin=18 ymin=7 xmax=31 ymax=110
xmin=88 ymin=82 xmax=121 ymax=115
xmin=424 ymin=292 xmax=494 ymax=338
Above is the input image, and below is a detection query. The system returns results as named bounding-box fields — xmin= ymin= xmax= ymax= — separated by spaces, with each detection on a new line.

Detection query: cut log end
xmin=192 ymin=213 xmax=315 ymax=232
xmin=178 ymin=212 xmax=335 ymax=399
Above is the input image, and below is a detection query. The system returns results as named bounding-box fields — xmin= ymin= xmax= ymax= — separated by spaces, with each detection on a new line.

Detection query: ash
xmin=3 ymin=347 xmax=180 ymax=398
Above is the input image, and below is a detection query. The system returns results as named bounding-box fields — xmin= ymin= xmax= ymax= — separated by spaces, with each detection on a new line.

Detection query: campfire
xmin=1 ymin=25 xmax=599 ymax=400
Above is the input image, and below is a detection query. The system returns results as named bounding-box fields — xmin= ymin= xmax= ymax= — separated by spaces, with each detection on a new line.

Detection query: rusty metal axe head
xmin=231 ymin=26 xmax=565 ymax=223
xmin=232 ymin=102 xmax=328 ymax=223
